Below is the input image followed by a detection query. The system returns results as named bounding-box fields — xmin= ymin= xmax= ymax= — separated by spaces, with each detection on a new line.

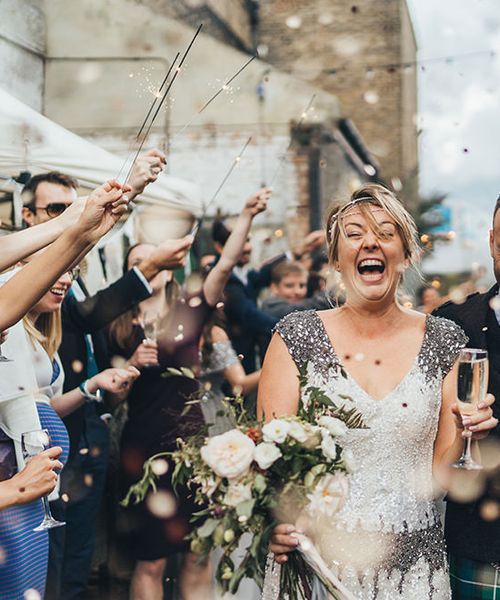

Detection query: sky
xmin=407 ymin=0 xmax=500 ymax=274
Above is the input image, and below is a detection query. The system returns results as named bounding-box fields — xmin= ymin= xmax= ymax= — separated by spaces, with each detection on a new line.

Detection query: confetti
xmin=23 ymin=590 xmax=41 ymax=600
xmin=71 ymin=360 xmax=84 ymax=373
xmin=151 ymin=458 xmax=169 ymax=476
xmin=79 ymin=447 xmax=89 ymax=455
xmin=363 ymin=90 xmax=379 ymax=104
xmin=84 ymin=474 xmax=93 ymax=487
xmin=61 ymin=493 xmax=70 ymax=503
xmin=286 ymin=15 xmax=302 ymax=29
xmin=354 ymin=352 xmax=365 ymax=362
xmin=146 ymin=490 xmax=177 ymax=518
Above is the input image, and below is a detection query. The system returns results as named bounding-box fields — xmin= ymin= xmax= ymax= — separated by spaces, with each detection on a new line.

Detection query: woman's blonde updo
xmin=325 ymin=183 xmax=420 ymax=268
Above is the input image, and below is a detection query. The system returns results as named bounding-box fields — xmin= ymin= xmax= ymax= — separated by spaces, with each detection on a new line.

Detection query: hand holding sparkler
xmin=127 ymin=149 xmax=167 ymax=200
xmin=241 ymin=186 xmax=272 ymax=219
xmin=137 ymin=235 xmax=194 ymax=280
xmin=77 ymin=180 xmax=132 ymax=243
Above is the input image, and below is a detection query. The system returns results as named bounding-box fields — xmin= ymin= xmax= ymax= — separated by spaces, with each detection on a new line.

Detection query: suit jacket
xmin=223 ymin=256 xmax=285 ymax=373
xmin=59 ymin=269 xmax=151 ymax=456
xmin=434 ymin=285 xmax=500 ymax=561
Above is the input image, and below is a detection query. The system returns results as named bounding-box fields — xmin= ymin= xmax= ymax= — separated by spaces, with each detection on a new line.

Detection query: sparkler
xmin=268 ymin=94 xmax=316 ymax=187
xmin=190 ymin=136 xmax=253 ymax=237
xmin=173 ymin=55 xmax=257 ymax=139
xmin=120 ymin=24 xmax=204 ymax=185
xmin=116 ymin=53 xmax=180 ymax=181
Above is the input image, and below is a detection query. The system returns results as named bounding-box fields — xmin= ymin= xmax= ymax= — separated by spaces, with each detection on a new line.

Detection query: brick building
xmin=0 ymin=0 xmax=417 ymax=261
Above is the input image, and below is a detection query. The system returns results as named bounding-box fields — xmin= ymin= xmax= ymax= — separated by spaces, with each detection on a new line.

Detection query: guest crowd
xmin=0 ymin=149 xmax=498 ymax=600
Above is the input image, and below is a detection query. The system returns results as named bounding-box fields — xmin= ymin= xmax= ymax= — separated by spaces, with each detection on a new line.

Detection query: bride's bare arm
xmin=259 ymin=333 xmax=303 ymax=562
xmin=257 ymin=333 xmax=300 ymax=421
xmin=433 ymin=361 xmax=496 ymax=487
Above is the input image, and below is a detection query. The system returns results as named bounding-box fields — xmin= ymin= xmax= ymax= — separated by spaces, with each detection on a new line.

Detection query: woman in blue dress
xmin=0 ymin=268 xmax=140 ymax=599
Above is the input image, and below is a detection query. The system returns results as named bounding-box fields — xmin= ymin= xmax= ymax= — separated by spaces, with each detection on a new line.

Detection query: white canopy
xmin=0 ymin=88 xmax=201 ymax=216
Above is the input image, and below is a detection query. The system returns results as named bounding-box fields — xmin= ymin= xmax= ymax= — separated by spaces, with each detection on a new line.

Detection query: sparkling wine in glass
xmin=141 ymin=312 xmax=158 ymax=343
xmin=451 ymin=348 xmax=488 ymax=470
xmin=21 ymin=429 xmax=66 ymax=531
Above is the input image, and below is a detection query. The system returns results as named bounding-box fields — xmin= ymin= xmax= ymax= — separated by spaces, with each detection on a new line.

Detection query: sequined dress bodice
xmin=262 ymin=311 xmax=468 ymax=600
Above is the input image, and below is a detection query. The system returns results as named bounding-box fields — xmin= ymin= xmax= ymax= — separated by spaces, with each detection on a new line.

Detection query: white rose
xmin=254 ymin=442 xmax=282 ymax=470
xmin=321 ymin=434 xmax=338 ymax=461
xmin=288 ymin=421 xmax=307 ymax=443
xmin=200 ymin=429 xmax=255 ymax=479
xmin=306 ymin=473 xmax=350 ymax=517
xmin=318 ymin=416 xmax=348 ymax=437
xmin=262 ymin=419 xmax=291 ymax=444
xmin=223 ymin=482 xmax=253 ymax=507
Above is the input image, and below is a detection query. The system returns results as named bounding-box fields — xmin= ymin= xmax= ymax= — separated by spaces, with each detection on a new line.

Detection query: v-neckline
xmin=313 ymin=311 xmax=430 ymax=403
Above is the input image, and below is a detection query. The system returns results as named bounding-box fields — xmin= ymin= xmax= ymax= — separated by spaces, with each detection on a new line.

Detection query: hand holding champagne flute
xmin=452 ymin=348 xmax=489 ymax=470
xmin=21 ymin=429 xmax=66 ymax=531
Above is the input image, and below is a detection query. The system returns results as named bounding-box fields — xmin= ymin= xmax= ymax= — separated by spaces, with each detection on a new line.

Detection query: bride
xmin=258 ymin=184 xmax=497 ymax=599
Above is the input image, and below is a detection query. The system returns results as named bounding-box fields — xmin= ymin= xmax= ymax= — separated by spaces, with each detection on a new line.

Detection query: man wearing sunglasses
xmin=21 ymin=171 xmax=77 ymax=225
xmin=20 ymin=154 xmax=193 ymax=600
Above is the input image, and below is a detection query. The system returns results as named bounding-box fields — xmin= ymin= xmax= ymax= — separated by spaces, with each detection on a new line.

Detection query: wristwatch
xmin=79 ymin=379 xmax=103 ymax=403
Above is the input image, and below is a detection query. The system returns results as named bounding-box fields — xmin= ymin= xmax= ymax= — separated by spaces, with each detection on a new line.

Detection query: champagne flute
xmin=451 ymin=348 xmax=488 ymax=470
xmin=141 ymin=311 xmax=158 ymax=343
xmin=21 ymin=429 xmax=66 ymax=531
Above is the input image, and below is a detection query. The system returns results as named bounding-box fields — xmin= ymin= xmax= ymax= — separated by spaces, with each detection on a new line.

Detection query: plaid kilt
xmin=449 ymin=554 xmax=500 ymax=599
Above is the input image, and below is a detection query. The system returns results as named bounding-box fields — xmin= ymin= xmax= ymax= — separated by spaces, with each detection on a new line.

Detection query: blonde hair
xmin=23 ymin=311 xmax=62 ymax=361
xmin=325 ymin=184 xmax=420 ymax=267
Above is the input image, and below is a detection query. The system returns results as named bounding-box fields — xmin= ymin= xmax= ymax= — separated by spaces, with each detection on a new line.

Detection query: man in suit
xmin=21 ymin=154 xmax=193 ymax=599
xmin=434 ymin=195 xmax=500 ymax=599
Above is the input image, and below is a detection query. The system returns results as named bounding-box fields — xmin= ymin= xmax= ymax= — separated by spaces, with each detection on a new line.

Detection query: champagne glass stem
xmin=42 ymin=495 xmax=55 ymax=520
xmin=462 ymin=432 xmax=473 ymax=464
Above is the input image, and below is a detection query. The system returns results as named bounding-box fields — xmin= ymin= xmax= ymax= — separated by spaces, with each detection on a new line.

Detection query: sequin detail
xmin=201 ymin=341 xmax=239 ymax=374
xmin=264 ymin=311 xmax=468 ymax=599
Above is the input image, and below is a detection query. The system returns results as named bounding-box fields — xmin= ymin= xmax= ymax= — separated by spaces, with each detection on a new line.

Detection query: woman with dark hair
xmin=108 ymin=188 xmax=271 ymax=600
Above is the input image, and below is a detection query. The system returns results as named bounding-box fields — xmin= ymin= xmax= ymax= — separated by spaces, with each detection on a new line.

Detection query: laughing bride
xmin=258 ymin=184 xmax=497 ymax=599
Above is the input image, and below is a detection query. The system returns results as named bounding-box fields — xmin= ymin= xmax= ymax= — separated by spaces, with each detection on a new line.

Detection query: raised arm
xmin=203 ymin=188 xmax=271 ymax=307
xmin=0 ymin=199 xmax=87 ymax=272
xmin=0 ymin=180 xmax=129 ymax=331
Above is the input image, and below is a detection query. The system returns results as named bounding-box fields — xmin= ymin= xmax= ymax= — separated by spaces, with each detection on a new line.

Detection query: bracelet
xmin=79 ymin=379 xmax=102 ymax=403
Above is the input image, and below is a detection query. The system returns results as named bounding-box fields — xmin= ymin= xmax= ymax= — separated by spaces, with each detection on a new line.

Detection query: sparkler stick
xmin=268 ymin=94 xmax=316 ymax=187
xmin=122 ymin=24 xmax=203 ymax=185
xmin=190 ymin=136 xmax=252 ymax=237
xmin=116 ymin=53 xmax=180 ymax=181
xmin=174 ymin=55 xmax=257 ymax=139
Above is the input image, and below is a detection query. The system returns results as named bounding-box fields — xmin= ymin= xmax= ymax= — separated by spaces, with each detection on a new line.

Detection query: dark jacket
xmin=261 ymin=293 xmax=331 ymax=321
xmin=223 ymin=256 xmax=286 ymax=372
xmin=59 ymin=269 xmax=151 ymax=456
xmin=434 ymin=285 xmax=500 ymax=562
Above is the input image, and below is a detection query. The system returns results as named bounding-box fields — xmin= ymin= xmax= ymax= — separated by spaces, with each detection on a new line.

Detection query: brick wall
xmin=255 ymin=0 xmax=418 ymax=204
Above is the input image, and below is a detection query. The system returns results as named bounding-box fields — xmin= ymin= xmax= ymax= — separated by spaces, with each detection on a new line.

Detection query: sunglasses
xmin=29 ymin=203 xmax=72 ymax=217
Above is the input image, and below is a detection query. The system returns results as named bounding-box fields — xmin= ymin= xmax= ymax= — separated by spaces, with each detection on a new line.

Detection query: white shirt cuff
xmin=132 ymin=266 xmax=153 ymax=294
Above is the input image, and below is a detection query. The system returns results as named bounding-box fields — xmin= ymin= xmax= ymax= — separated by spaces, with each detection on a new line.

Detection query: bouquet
xmin=123 ymin=364 xmax=366 ymax=600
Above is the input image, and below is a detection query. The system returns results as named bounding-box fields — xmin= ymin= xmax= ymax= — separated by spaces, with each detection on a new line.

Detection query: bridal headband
xmin=328 ymin=196 xmax=377 ymax=237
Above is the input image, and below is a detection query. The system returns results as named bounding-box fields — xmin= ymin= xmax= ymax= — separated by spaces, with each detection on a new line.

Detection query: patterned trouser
xmin=449 ymin=554 xmax=500 ymax=599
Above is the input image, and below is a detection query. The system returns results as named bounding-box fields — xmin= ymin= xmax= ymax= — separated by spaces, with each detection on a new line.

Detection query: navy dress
xmin=0 ymin=352 xmax=69 ymax=599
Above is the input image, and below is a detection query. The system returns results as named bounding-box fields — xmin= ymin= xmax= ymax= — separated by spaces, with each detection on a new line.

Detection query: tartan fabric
xmin=449 ymin=553 xmax=500 ymax=599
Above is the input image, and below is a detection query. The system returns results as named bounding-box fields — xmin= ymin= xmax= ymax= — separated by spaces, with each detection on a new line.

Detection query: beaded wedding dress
xmin=262 ymin=311 xmax=467 ymax=600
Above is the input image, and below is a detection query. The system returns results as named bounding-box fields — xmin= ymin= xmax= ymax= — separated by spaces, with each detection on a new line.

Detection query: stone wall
xmin=0 ymin=0 xmax=45 ymax=110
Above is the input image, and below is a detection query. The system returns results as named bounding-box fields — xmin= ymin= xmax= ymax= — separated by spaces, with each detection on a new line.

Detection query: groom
xmin=434 ymin=195 xmax=500 ymax=598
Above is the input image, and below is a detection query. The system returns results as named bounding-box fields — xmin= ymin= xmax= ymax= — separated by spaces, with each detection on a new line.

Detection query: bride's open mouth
xmin=357 ymin=258 xmax=386 ymax=283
